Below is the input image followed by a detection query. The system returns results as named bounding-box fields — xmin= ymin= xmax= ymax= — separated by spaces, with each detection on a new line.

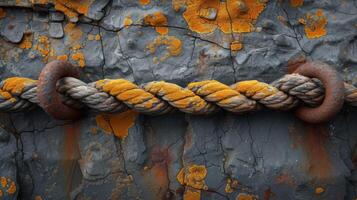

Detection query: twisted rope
xmin=0 ymin=74 xmax=356 ymax=114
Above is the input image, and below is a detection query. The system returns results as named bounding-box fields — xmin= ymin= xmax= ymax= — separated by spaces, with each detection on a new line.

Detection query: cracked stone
xmin=0 ymin=128 xmax=10 ymax=143
xmin=48 ymin=22 xmax=64 ymax=39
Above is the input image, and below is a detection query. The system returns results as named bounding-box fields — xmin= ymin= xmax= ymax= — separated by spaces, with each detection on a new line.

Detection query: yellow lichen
xmin=2 ymin=77 xmax=37 ymax=95
xmin=95 ymin=110 xmax=138 ymax=139
xmin=57 ymin=54 xmax=68 ymax=61
xmin=71 ymin=44 xmax=82 ymax=50
xmin=290 ymin=0 xmax=303 ymax=7
xmin=19 ymin=33 xmax=33 ymax=49
xmin=139 ymin=0 xmax=150 ymax=6
xmin=0 ymin=8 xmax=6 ymax=19
xmin=71 ymin=52 xmax=86 ymax=67
xmin=182 ymin=0 xmax=267 ymax=34
xmin=231 ymin=80 xmax=278 ymax=97
xmin=95 ymin=34 xmax=101 ymax=41
xmin=315 ymin=187 xmax=325 ymax=195
xmin=143 ymin=12 xmax=169 ymax=35
xmin=230 ymin=41 xmax=243 ymax=51
xmin=147 ymin=35 xmax=182 ymax=62
xmin=123 ymin=15 xmax=133 ymax=27
xmin=302 ymin=9 xmax=327 ymax=39
xmin=0 ymin=91 xmax=12 ymax=99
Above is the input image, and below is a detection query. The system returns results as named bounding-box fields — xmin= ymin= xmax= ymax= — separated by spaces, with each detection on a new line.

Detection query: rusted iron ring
xmin=292 ymin=61 xmax=344 ymax=123
xmin=37 ymin=60 xmax=82 ymax=120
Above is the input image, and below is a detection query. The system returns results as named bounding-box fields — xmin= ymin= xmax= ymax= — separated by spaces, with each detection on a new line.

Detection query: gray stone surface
xmin=48 ymin=22 xmax=64 ymax=39
xmin=0 ymin=0 xmax=357 ymax=199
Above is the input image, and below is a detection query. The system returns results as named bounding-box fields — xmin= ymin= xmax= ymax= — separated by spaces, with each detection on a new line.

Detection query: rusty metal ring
xmin=292 ymin=61 xmax=344 ymax=123
xmin=37 ymin=60 xmax=82 ymax=120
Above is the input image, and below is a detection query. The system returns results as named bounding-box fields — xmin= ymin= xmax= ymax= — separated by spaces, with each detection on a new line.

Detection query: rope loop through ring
xmin=292 ymin=61 xmax=344 ymax=123
xmin=37 ymin=60 xmax=82 ymax=120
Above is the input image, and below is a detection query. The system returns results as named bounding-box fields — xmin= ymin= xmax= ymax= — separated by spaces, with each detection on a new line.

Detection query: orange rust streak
xmin=63 ymin=122 xmax=81 ymax=200
xmin=290 ymin=123 xmax=333 ymax=179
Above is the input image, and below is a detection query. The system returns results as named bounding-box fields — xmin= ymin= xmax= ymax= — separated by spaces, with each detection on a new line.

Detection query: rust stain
xmin=0 ymin=8 xmax=6 ymax=19
xmin=289 ymin=123 xmax=333 ymax=179
xmin=290 ymin=0 xmax=303 ymax=7
xmin=263 ymin=188 xmax=274 ymax=200
xmin=62 ymin=122 xmax=81 ymax=200
xmin=276 ymin=172 xmax=295 ymax=186
xmin=139 ymin=0 xmax=151 ymax=6
xmin=142 ymin=146 xmax=171 ymax=199
xmin=95 ymin=110 xmax=138 ymax=139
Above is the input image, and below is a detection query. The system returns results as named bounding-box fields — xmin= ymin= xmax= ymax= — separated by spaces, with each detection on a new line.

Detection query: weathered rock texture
xmin=1 ymin=0 xmax=357 ymax=199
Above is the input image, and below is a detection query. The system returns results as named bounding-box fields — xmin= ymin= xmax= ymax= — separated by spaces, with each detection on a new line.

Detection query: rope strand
xmin=0 ymin=74 xmax=356 ymax=114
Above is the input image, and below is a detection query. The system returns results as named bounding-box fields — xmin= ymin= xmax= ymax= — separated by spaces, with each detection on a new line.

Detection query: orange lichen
xmin=0 ymin=91 xmax=12 ymax=99
xmin=147 ymin=35 xmax=182 ymax=62
xmin=172 ymin=0 xmax=186 ymax=11
xmin=57 ymin=54 xmax=68 ymax=61
xmin=0 ymin=177 xmax=6 ymax=188
xmin=64 ymin=23 xmax=83 ymax=45
xmin=177 ymin=165 xmax=208 ymax=200
xmin=34 ymin=35 xmax=56 ymax=62
xmin=231 ymin=41 xmax=243 ymax=51
xmin=0 ymin=177 xmax=16 ymax=196
xmin=2 ymin=77 xmax=37 ymax=95
xmin=95 ymin=110 xmax=138 ymax=139
xmin=315 ymin=187 xmax=325 ymax=195
xmin=182 ymin=0 xmax=267 ymax=34
xmin=301 ymin=9 xmax=327 ymax=39
xmin=290 ymin=0 xmax=303 ymax=7
xmin=35 ymin=196 xmax=43 ymax=200
xmin=139 ymin=0 xmax=150 ymax=5
xmin=225 ymin=178 xmax=239 ymax=193
xmin=71 ymin=52 xmax=86 ymax=67
xmin=19 ymin=33 xmax=33 ymax=49
xmin=236 ymin=193 xmax=256 ymax=200
xmin=7 ymin=182 xmax=16 ymax=195
xmin=123 ymin=15 xmax=133 ymax=27
xmin=53 ymin=0 xmax=94 ymax=19
xmin=177 ymin=165 xmax=208 ymax=189
xmin=87 ymin=34 xmax=101 ymax=41
xmin=0 ymin=8 xmax=6 ymax=19
xmin=143 ymin=12 xmax=169 ymax=35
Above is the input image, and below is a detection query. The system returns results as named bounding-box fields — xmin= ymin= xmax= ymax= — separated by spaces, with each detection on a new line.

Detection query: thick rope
xmin=0 ymin=74 xmax=356 ymax=114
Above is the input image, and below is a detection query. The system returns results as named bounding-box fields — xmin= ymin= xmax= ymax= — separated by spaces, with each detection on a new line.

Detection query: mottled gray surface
xmin=1 ymin=0 xmax=357 ymax=199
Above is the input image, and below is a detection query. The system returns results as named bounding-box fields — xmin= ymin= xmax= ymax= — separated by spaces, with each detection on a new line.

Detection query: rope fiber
xmin=0 ymin=74 xmax=356 ymax=114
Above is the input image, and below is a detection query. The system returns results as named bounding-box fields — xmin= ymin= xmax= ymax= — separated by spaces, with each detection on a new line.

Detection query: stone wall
xmin=0 ymin=0 xmax=357 ymax=199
